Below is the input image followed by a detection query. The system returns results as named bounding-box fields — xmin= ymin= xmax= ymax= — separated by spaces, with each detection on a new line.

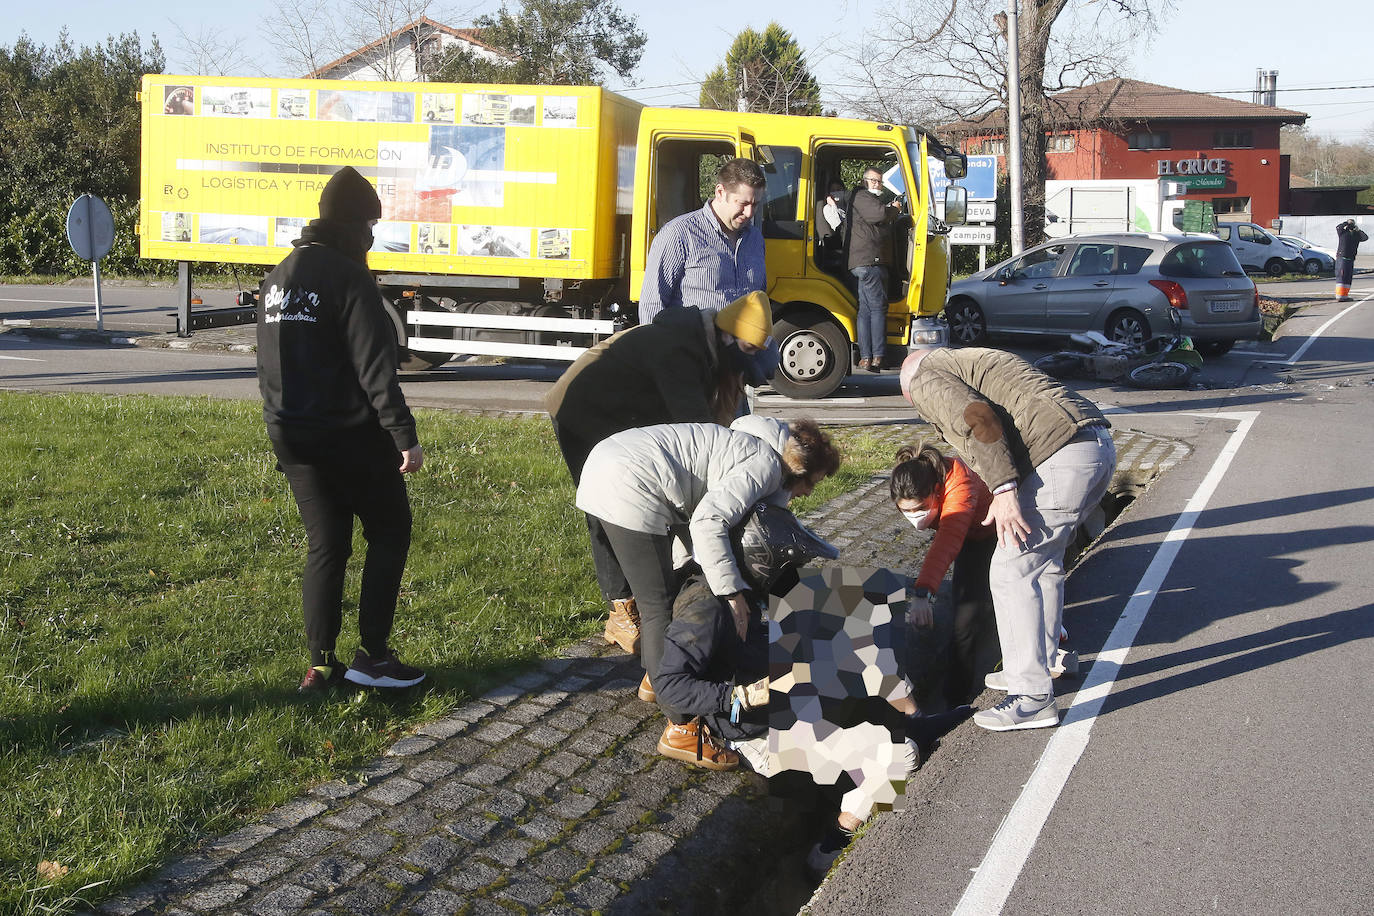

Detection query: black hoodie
xmin=256 ymin=219 xmax=417 ymax=451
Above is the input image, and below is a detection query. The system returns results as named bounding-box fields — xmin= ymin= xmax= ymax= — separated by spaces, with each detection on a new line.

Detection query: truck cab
xmin=629 ymin=109 xmax=965 ymax=398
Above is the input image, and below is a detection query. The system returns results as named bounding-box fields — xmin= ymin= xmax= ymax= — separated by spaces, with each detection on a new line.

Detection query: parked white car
xmin=1215 ymin=222 xmax=1304 ymax=277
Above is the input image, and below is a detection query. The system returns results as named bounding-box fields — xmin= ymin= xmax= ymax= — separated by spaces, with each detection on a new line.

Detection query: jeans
xmin=270 ymin=423 xmax=412 ymax=663
xmin=988 ymin=428 xmax=1116 ymax=696
xmin=851 ymin=264 xmax=889 ymax=362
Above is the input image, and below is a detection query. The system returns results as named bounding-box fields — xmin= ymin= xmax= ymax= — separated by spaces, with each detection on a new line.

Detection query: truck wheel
xmin=1265 ymin=258 xmax=1287 ymax=278
xmin=945 ymin=298 xmax=987 ymax=346
xmin=772 ymin=312 xmax=849 ymax=400
xmin=386 ymin=295 xmax=455 ymax=371
xmin=1105 ymin=309 xmax=1148 ymax=347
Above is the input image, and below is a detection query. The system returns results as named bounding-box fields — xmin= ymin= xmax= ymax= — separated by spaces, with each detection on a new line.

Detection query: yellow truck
xmin=140 ymin=74 xmax=967 ymax=398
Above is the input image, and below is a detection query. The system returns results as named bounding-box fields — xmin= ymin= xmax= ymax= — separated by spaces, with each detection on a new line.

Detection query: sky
xmin=8 ymin=0 xmax=1374 ymax=139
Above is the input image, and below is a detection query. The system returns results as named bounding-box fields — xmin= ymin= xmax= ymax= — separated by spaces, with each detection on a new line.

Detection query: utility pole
xmin=1006 ymin=0 xmax=1024 ymax=255
xmin=738 ymin=67 xmax=749 ymax=113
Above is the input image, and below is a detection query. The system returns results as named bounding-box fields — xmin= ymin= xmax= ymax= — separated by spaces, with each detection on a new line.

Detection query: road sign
xmin=65 ymin=194 xmax=115 ymax=331
xmin=930 ymin=155 xmax=998 ymax=201
xmin=66 ymin=194 xmax=115 ymax=262
xmin=967 ymin=201 xmax=997 ymax=222
xmin=950 ymin=225 xmax=997 ymax=246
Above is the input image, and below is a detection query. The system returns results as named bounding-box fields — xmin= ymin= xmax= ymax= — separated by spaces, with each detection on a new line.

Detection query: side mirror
xmin=944 ymin=153 xmax=968 ymax=179
xmin=943 ymin=186 xmax=967 ymax=226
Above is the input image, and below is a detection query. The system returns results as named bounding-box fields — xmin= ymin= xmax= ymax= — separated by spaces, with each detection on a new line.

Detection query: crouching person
xmin=654 ymin=503 xmax=839 ymax=771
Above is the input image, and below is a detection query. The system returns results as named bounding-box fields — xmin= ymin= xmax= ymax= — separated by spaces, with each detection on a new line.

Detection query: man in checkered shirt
xmin=638 ymin=158 xmax=768 ymax=325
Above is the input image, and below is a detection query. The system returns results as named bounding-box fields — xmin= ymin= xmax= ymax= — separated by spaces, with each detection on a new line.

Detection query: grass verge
xmin=0 ymin=392 xmax=889 ymax=913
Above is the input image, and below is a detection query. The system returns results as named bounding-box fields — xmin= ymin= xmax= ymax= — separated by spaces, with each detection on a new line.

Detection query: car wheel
xmin=1265 ymin=258 xmax=1287 ymax=278
xmin=1105 ymin=309 xmax=1149 ymax=347
xmin=1197 ymin=339 xmax=1234 ymax=357
xmin=1303 ymin=258 xmax=1322 ymax=275
xmin=771 ymin=311 xmax=849 ymax=400
xmin=944 ymin=298 xmax=987 ymax=346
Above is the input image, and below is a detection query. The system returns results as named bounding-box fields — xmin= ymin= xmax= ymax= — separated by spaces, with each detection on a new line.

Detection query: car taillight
xmin=1149 ymin=278 xmax=1189 ymax=310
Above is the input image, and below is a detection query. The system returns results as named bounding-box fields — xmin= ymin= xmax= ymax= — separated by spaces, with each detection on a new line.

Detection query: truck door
xmin=629 ymin=129 xmax=742 ymax=304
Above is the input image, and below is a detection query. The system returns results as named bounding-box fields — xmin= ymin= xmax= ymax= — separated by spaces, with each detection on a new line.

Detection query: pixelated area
xmin=767 ymin=566 xmax=913 ymax=817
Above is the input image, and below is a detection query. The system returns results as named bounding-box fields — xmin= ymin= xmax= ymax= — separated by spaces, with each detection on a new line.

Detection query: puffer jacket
xmin=575 ymin=414 xmax=791 ymax=596
xmin=905 ymin=347 xmax=1107 ymax=490
xmin=848 ymin=187 xmax=899 ymax=270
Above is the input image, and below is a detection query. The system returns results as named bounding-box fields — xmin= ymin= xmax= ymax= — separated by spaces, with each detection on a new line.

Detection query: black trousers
xmin=550 ymin=419 xmax=632 ymax=603
xmin=598 ymin=520 xmax=677 ymax=688
xmin=946 ymin=535 xmax=999 ymax=707
xmin=269 ymin=422 xmax=412 ymax=663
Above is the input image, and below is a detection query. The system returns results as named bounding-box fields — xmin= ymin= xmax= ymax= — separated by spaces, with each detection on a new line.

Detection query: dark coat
xmin=1336 ymin=221 xmax=1368 ymax=261
xmin=847 ymin=187 xmax=899 ymax=270
xmin=257 ymin=220 xmax=416 ymax=451
xmin=654 ymin=572 xmax=768 ymax=742
xmin=545 ymin=306 xmax=720 ymax=446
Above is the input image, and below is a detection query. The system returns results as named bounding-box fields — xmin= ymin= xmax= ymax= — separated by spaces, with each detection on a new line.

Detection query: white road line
xmin=953 ymin=409 xmax=1259 ymax=916
xmin=1255 ymin=292 xmax=1372 ymax=367
xmin=0 ymin=354 xmax=42 ymax=361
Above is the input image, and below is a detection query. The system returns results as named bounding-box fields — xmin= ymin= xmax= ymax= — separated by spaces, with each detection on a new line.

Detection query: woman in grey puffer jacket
xmin=577 ymin=415 xmax=841 ymax=707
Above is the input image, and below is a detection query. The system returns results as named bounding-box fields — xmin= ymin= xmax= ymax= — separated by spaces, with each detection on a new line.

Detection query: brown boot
xmin=658 ymin=718 xmax=739 ymax=771
xmin=603 ymin=597 xmax=641 ymax=655
xmin=637 ymin=673 xmax=656 ymax=703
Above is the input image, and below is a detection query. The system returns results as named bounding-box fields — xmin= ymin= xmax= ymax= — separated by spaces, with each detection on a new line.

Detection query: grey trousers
xmin=989 ymin=428 xmax=1116 ymax=696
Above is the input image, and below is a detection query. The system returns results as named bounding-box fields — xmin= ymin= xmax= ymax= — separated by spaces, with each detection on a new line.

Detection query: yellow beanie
xmin=714 ymin=291 xmax=773 ymax=349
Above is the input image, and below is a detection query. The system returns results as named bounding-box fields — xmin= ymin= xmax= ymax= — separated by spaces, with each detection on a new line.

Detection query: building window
xmin=976 ymin=138 xmax=1006 ymax=155
xmin=1211 ymin=196 xmax=1251 ymax=215
xmin=1213 ymin=129 xmax=1254 ymax=149
xmin=1046 ymin=134 xmax=1075 ymax=153
xmin=1127 ymin=131 xmax=1171 ymax=150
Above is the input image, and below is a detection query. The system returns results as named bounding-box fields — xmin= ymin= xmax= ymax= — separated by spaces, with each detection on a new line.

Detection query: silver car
xmin=945 ymin=232 xmax=1261 ymax=356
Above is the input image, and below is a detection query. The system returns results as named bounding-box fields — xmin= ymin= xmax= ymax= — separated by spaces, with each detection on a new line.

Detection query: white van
xmin=1215 ymin=222 xmax=1304 ymax=277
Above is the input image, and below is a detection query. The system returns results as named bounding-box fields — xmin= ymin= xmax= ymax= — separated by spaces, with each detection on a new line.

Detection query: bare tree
xmin=170 ymin=22 xmax=265 ymax=76
xmin=841 ymin=0 xmax=1170 ymax=248
xmin=257 ymin=0 xmax=478 ymax=79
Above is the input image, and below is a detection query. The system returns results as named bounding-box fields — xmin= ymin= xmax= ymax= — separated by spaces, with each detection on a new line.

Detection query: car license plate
xmin=1209 ymin=298 xmax=1243 ymax=314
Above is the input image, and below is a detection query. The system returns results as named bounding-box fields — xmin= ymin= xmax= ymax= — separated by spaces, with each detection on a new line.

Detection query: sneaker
xmin=973 ymin=693 xmax=1058 ymax=731
xmin=984 ymin=669 xmax=1009 ymax=691
xmin=344 ymin=648 xmax=426 ymax=688
xmin=806 ymin=825 xmax=856 ymax=880
xmin=298 ymin=661 xmax=347 ymax=693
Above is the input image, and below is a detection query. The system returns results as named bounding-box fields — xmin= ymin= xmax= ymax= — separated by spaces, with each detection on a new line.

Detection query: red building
xmin=944 ymin=78 xmax=1308 ymax=229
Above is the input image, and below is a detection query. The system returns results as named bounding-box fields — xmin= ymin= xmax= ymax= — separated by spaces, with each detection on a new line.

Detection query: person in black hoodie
xmin=258 ymin=166 xmax=426 ymax=692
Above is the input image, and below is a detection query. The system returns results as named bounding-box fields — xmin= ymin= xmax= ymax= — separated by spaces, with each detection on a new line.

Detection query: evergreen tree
xmin=699 ymin=23 xmax=821 ymax=116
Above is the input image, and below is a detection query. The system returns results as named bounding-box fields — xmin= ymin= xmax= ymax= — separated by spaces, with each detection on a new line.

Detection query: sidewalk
xmin=92 ymin=423 xmax=1187 ymax=916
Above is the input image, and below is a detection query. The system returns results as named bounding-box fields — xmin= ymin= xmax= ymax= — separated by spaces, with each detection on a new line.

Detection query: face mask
xmin=902 ymin=509 xmax=933 ymax=531
xmin=870 ymin=186 xmax=883 ymax=196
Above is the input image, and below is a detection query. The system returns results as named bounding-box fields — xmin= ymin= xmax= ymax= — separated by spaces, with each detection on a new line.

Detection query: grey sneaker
xmin=985 ymin=669 xmax=1009 ymax=691
xmin=973 ymin=693 xmax=1059 ymax=731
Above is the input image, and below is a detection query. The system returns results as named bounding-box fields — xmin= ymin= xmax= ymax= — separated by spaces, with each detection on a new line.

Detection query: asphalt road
xmin=804 ymin=291 xmax=1374 ymax=914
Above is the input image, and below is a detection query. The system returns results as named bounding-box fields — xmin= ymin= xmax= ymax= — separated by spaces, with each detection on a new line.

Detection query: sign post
xmin=65 ymin=194 xmax=115 ymax=331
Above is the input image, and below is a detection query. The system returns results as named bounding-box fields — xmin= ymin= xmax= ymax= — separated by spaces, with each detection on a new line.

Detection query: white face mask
xmin=902 ymin=509 xmax=933 ymax=531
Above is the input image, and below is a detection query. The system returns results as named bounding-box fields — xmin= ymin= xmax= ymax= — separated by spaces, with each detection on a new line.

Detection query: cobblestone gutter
xmin=92 ymin=421 xmax=1188 ymax=916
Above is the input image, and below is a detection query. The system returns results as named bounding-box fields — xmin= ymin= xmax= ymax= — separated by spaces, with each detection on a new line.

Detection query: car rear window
xmin=1160 ymin=242 xmax=1246 ymax=278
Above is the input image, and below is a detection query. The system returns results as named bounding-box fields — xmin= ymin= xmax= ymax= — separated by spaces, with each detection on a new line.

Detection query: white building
xmin=308 ymin=17 xmax=509 ymax=82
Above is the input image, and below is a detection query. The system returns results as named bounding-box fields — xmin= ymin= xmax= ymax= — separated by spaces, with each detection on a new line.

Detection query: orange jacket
xmin=914 ymin=456 xmax=995 ymax=594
